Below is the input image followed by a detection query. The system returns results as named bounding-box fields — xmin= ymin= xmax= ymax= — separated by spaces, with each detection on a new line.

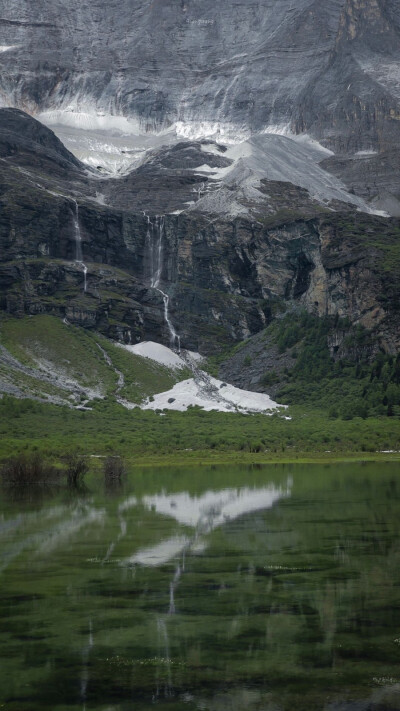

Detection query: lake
xmin=1 ymin=461 xmax=400 ymax=710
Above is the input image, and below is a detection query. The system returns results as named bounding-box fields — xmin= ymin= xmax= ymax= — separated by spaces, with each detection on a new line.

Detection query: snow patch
xmin=197 ymin=133 xmax=374 ymax=214
xmin=186 ymin=350 xmax=205 ymax=364
xmin=117 ymin=341 xmax=283 ymax=414
xmin=117 ymin=341 xmax=186 ymax=370
xmin=38 ymin=110 xmax=142 ymax=134
xmin=141 ymin=376 xmax=282 ymax=414
xmin=0 ymin=45 xmax=20 ymax=53
xmin=262 ymin=123 xmax=334 ymax=158
xmin=355 ymin=149 xmax=378 ymax=157
xmin=174 ymin=120 xmax=251 ymax=144
xmin=38 ymin=111 xmax=177 ymax=174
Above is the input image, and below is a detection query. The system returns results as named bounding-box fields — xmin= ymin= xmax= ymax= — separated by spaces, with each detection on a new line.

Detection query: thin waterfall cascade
xmin=195 ymin=181 xmax=205 ymax=201
xmin=72 ymin=199 xmax=88 ymax=293
xmin=146 ymin=213 xmax=180 ymax=352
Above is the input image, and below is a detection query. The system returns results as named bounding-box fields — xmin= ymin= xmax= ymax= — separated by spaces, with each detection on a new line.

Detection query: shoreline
xmin=120 ymin=451 xmax=400 ymax=468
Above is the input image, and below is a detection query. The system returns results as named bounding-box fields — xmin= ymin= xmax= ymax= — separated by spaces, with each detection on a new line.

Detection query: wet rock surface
xmin=0 ymin=0 xmax=399 ymax=152
xmin=0 ymin=109 xmax=399 ymax=360
xmin=219 ymin=329 xmax=298 ymax=398
xmin=1 ymin=2 xmax=400 ymax=209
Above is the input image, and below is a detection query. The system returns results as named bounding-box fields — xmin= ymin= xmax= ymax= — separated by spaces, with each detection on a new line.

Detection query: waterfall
xmin=150 ymin=215 xmax=164 ymax=291
xmin=146 ymin=213 xmax=180 ymax=351
xmin=195 ymin=181 xmax=205 ymax=201
xmin=72 ymin=200 xmax=88 ymax=293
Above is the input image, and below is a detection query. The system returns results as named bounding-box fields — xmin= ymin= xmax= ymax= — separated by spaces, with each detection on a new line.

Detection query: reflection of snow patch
xmin=127 ymin=535 xmax=189 ymax=567
xmin=355 ymin=150 xmax=378 ymax=157
xmin=118 ymin=496 xmax=138 ymax=514
xmin=37 ymin=508 xmax=105 ymax=554
xmin=142 ymin=485 xmax=290 ymax=529
xmin=123 ymin=482 xmax=291 ymax=567
xmin=0 ymin=45 xmax=20 ymax=53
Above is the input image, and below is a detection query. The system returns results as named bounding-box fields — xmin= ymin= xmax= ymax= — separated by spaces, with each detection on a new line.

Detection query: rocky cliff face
xmin=0 ymin=0 xmax=399 ymax=147
xmin=1 ymin=0 xmax=399 ymax=211
xmin=1 ymin=110 xmax=399 ymax=356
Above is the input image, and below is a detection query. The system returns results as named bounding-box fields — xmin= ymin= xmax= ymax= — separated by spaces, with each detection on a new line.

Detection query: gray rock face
xmin=1 ymin=109 xmax=399 ymax=357
xmin=1 ymin=0 xmax=399 ymax=155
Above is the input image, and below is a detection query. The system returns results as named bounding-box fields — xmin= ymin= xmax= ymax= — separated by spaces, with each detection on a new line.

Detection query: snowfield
xmin=118 ymin=341 xmax=186 ymax=369
xmin=142 ymin=376 xmax=282 ymax=414
xmin=118 ymin=341 xmax=285 ymax=415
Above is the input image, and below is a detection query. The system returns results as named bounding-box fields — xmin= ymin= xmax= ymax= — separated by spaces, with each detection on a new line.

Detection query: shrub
xmin=103 ymin=456 xmax=126 ymax=485
xmin=0 ymin=453 xmax=59 ymax=486
xmin=64 ymin=453 xmax=89 ymax=487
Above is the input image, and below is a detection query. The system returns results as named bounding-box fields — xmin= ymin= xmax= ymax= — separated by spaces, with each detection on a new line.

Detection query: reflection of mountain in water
xmin=125 ymin=483 xmax=291 ymax=567
xmin=0 ymin=503 xmax=105 ymax=574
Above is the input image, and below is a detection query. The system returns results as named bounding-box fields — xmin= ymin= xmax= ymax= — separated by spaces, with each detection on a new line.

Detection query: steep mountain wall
xmin=1 ymin=168 xmax=398 ymax=353
xmin=0 ymin=110 xmax=399 ymax=356
xmin=1 ymin=0 xmax=400 ymax=153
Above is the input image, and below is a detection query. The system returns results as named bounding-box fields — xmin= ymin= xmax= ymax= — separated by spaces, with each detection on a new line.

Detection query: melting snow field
xmin=118 ymin=341 xmax=186 ymax=369
xmin=119 ymin=341 xmax=284 ymax=415
xmin=141 ymin=377 xmax=281 ymax=414
xmin=40 ymin=110 xmax=386 ymax=215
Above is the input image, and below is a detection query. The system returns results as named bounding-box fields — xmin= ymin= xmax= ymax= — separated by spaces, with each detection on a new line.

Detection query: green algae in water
xmin=1 ymin=462 xmax=400 ymax=710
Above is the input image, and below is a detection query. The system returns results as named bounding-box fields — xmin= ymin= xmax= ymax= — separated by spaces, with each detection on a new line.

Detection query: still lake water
xmin=1 ymin=462 xmax=400 ymax=711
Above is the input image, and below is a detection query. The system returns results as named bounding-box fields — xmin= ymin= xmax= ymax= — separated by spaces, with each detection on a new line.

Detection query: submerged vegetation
xmin=1 ymin=460 xmax=400 ymax=711
xmin=0 ymin=452 xmax=60 ymax=486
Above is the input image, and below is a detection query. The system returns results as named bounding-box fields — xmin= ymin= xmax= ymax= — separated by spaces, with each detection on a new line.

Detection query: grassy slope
xmin=0 ymin=314 xmax=400 ymax=463
xmin=0 ymin=314 xmax=185 ymax=404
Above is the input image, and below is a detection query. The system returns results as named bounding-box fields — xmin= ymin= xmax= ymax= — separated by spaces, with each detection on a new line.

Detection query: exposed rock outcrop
xmin=0 ymin=109 xmax=399 ymax=356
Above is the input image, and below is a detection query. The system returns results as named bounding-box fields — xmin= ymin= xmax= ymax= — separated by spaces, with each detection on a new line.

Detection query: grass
xmin=0 ymin=315 xmax=400 ymax=465
xmin=1 ymin=314 xmax=114 ymax=390
xmin=0 ymin=395 xmax=399 ymax=463
xmin=97 ymin=335 xmax=188 ymax=402
xmin=0 ymin=314 xmax=187 ymax=404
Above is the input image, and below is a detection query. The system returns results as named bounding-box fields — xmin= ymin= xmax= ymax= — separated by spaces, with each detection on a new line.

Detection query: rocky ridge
xmin=1 ymin=0 xmax=400 ymax=210
xmin=0 ymin=109 xmax=399 ymax=364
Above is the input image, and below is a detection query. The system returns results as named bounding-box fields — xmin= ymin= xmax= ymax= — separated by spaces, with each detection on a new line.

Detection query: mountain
xmin=0 ymin=107 xmax=399 ymax=366
xmin=1 ymin=0 xmax=400 ymax=210
xmin=0 ymin=3 xmax=400 ymax=414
